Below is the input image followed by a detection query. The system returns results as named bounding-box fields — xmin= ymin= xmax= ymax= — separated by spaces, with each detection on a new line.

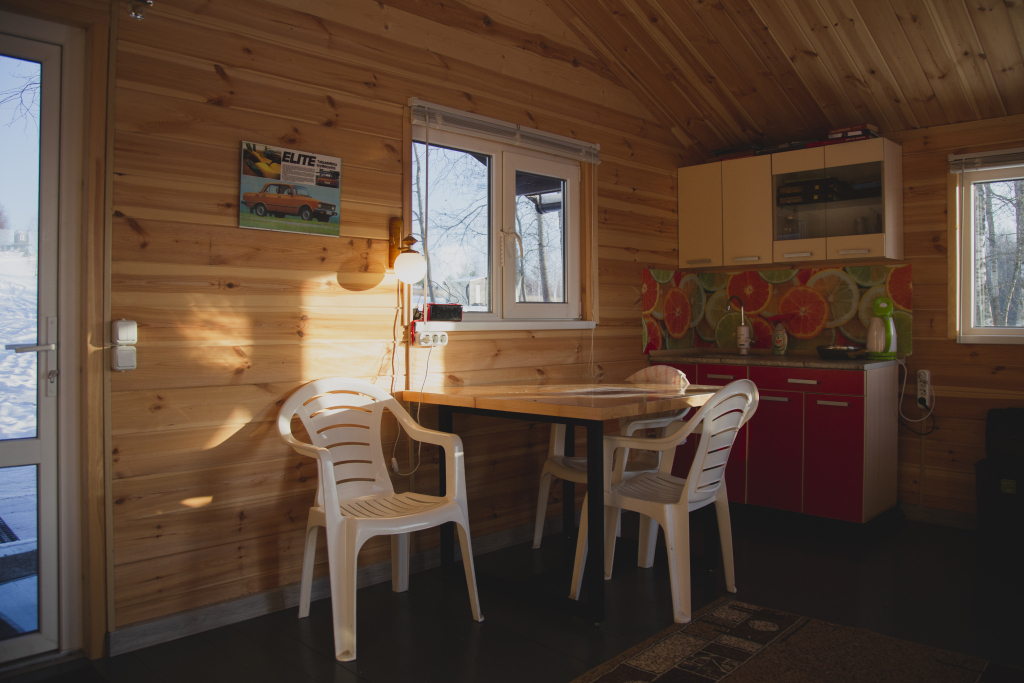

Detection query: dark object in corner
xmin=976 ymin=408 xmax=1023 ymax=565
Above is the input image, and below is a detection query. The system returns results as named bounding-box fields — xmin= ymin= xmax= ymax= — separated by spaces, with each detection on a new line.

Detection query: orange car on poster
xmin=240 ymin=183 xmax=337 ymax=222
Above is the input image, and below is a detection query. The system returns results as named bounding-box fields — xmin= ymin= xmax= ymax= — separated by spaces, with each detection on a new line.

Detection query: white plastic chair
xmin=532 ymin=365 xmax=694 ymax=568
xmin=569 ymin=380 xmax=758 ymax=623
xmin=278 ymin=378 xmax=483 ymax=661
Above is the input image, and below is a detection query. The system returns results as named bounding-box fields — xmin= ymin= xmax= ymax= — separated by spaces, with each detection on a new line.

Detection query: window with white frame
xmin=954 ymin=148 xmax=1024 ymax=344
xmin=409 ymin=102 xmax=596 ymax=323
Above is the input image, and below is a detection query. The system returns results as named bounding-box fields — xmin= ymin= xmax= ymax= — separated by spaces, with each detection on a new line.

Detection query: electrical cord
xmin=896 ymin=358 xmax=937 ymax=435
xmin=391 ymin=343 xmax=433 ymax=476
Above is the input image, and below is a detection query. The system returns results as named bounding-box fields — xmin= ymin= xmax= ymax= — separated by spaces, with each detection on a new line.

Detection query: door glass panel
xmin=0 ymin=55 xmax=41 ymax=441
xmin=773 ymin=167 xmax=826 ymax=242
xmin=972 ymin=177 xmax=1024 ymax=328
xmin=513 ymin=171 xmax=565 ymax=303
xmin=411 ymin=142 xmax=492 ymax=311
xmin=0 ymin=465 xmax=38 ymax=640
xmin=826 ymin=161 xmax=884 ymax=238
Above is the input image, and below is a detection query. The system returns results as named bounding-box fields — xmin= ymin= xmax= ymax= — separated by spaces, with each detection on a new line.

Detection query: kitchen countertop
xmin=649 ymin=351 xmax=899 ymax=371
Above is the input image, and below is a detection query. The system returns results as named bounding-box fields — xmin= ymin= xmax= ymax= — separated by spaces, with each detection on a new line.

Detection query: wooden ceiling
xmin=531 ymin=0 xmax=1024 ymax=162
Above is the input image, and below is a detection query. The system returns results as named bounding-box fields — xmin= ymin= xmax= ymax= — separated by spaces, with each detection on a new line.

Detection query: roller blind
xmin=948 ymin=146 xmax=1024 ymax=173
xmin=409 ymin=98 xmax=600 ymax=165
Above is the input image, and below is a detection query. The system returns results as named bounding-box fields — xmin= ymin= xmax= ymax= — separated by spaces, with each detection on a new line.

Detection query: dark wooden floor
xmin=7 ymin=505 xmax=1024 ymax=683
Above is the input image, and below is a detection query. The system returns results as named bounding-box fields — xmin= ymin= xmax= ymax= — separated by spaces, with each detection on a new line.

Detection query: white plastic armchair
xmin=569 ymin=380 xmax=758 ymax=624
xmin=532 ymin=365 xmax=695 ymax=566
xmin=277 ymin=378 xmax=483 ymax=662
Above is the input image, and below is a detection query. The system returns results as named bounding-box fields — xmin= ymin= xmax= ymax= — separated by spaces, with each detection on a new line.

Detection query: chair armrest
xmin=623 ymin=408 xmax=692 ymax=435
xmin=605 ymin=415 xmax=701 ymax=453
xmin=391 ymin=407 xmax=467 ymax=502
xmin=280 ymin=432 xmax=325 ymax=460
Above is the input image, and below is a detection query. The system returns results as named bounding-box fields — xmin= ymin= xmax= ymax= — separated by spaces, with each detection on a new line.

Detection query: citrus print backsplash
xmin=642 ymin=266 xmax=912 ymax=354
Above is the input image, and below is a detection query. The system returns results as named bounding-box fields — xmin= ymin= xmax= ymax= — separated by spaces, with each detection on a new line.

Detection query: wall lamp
xmin=388 ymin=217 xmax=426 ymax=285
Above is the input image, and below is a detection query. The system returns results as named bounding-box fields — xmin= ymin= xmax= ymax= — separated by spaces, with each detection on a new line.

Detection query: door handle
xmin=838 ymin=248 xmax=870 ymax=255
xmin=787 ymin=378 xmax=818 ymax=385
xmin=731 ymin=256 xmax=760 ymax=262
xmin=707 ymin=374 xmax=734 ymax=380
xmin=816 ymin=400 xmax=849 ymax=407
xmin=5 ymin=343 xmax=57 ymax=353
xmin=686 ymin=258 xmax=712 ymax=265
xmin=761 ymin=396 xmax=789 ymax=402
xmin=783 ymin=252 xmax=812 ymax=258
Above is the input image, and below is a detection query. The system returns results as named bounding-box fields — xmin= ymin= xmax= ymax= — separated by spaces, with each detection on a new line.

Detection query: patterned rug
xmin=572 ymin=598 xmax=1017 ymax=683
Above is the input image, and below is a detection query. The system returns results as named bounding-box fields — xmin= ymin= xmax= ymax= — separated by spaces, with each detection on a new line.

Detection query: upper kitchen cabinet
xmin=723 ymin=156 xmax=772 ymax=266
xmin=678 ymin=161 xmax=723 ymax=268
xmin=678 ymin=155 xmax=772 ymax=269
xmin=772 ymin=138 xmax=903 ymax=263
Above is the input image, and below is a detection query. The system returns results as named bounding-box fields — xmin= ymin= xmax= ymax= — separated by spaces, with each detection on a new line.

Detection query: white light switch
xmin=112 ymin=319 xmax=138 ymax=346
xmin=112 ymin=346 xmax=136 ymax=372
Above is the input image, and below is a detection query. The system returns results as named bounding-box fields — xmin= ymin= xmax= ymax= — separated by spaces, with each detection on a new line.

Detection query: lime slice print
xmin=807 ymin=269 xmax=859 ymax=329
xmin=699 ymin=272 xmax=730 ymax=292
xmin=705 ymin=289 xmax=729 ymax=328
xmin=760 ymin=269 xmax=798 ymax=284
xmin=651 ymin=269 xmax=675 ymax=284
xmin=696 ymin=317 xmax=717 ymax=342
xmin=678 ymin=274 xmax=706 ymax=328
xmin=859 ymin=285 xmax=886 ymax=328
xmin=894 ymin=310 xmax=913 ymax=355
xmin=845 ymin=265 xmax=888 ymax=288
xmin=715 ymin=311 xmax=752 ymax=349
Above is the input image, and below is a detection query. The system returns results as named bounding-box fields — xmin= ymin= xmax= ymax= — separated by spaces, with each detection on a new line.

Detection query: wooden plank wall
xmin=889 ymin=114 xmax=1024 ymax=515
xmin=109 ymin=0 xmax=683 ymax=627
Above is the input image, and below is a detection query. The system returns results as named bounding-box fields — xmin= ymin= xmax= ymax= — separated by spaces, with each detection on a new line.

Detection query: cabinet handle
xmin=707 ymin=374 xmax=734 ymax=380
xmin=685 ymin=258 xmax=712 ymax=265
xmin=816 ymin=400 xmax=849 ymax=407
xmin=761 ymin=396 xmax=789 ymax=402
xmin=783 ymin=252 xmax=812 ymax=258
xmin=732 ymin=256 xmax=760 ymax=262
xmin=787 ymin=378 xmax=818 ymax=385
xmin=838 ymin=248 xmax=870 ymax=255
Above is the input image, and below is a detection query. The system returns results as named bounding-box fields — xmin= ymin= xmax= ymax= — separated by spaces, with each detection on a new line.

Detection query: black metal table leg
xmin=438 ymin=404 xmax=454 ymax=574
xmin=585 ymin=419 xmax=606 ymax=622
xmin=562 ymin=423 xmax=575 ymax=551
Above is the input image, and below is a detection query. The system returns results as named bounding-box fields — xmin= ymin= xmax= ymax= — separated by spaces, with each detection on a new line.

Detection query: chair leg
xmin=391 ymin=533 xmax=409 ymax=593
xmin=568 ymin=494 xmax=589 ymax=600
xmin=533 ymin=470 xmax=554 ymax=549
xmin=663 ymin=506 xmax=692 ymax=623
xmin=715 ymin=487 xmax=737 ymax=593
xmin=456 ymin=523 xmax=485 ymax=622
xmin=327 ymin=523 xmax=359 ymax=662
xmin=604 ymin=505 xmax=618 ymax=580
xmin=615 ymin=508 xmax=622 ymax=538
xmin=637 ymin=514 xmax=658 ymax=569
xmin=298 ymin=521 xmax=319 ymax=619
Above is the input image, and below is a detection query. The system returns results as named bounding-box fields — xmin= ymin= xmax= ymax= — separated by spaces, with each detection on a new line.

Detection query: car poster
xmin=238 ymin=141 xmax=342 ymax=237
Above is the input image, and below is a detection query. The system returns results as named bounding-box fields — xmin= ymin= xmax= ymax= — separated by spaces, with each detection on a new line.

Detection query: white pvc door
xmin=0 ymin=32 xmax=61 ymax=662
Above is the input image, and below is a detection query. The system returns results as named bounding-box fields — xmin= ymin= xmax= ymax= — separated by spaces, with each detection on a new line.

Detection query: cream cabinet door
xmin=678 ymin=161 xmax=723 ymax=268
xmin=723 ymin=155 xmax=772 ymax=266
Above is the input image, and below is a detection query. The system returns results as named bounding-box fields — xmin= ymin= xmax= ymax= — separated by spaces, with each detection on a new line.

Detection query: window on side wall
xmin=411 ymin=127 xmax=581 ymax=322
xmin=955 ymin=154 xmax=1024 ymax=344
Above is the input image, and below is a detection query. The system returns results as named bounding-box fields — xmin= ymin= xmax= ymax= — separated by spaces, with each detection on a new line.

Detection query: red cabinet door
xmin=747 ymin=390 xmax=803 ymax=512
xmin=694 ymin=364 xmax=748 ymax=503
xmin=803 ymin=394 xmax=865 ymax=522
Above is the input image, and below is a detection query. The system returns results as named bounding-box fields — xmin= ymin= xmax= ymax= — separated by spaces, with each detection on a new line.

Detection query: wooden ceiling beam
xmin=962 ymin=0 xmax=1024 ymax=115
xmin=377 ymin=0 xmax=623 ymax=87
xmin=549 ymin=0 xmax=724 ymax=159
xmin=882 ymin=0 xmax=979 ymax=124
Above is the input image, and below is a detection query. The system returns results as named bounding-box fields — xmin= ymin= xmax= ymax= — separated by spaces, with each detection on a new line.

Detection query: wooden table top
xmin=397 ymin=381 xmax=719 ymax=421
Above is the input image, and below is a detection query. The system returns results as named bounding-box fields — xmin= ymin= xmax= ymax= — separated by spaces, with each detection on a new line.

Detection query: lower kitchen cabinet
xmin=747 ymin=391 xmax=803 ymax=513
xmin=653 ymin=359 xmax=898 ymax=523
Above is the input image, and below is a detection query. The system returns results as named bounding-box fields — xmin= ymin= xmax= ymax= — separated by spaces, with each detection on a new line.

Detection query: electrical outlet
xmin=917 ymin=369 xmax=931 ymax=409
xmin=416 ymin=331 xmax=449 ymax=347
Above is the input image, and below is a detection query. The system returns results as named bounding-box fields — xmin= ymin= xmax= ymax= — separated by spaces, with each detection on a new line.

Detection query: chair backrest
xmin=677 ymin=379 xmax=758 ymax=506
xmin=277 ymin=378 xmax=401 ymax=503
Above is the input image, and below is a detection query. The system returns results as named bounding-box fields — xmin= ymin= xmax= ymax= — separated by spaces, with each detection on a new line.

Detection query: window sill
xmin=415 ymin=320 xmax=596 ymax=332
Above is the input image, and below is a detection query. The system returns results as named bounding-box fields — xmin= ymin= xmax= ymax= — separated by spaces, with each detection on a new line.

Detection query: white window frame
xmin=412 ymin=126 xmax=582 ymax=324
xmin=958 ymin=165 xmax=1024 ymax=344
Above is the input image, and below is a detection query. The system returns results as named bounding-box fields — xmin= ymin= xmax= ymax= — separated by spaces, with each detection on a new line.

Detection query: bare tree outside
xmin=0 ymin=68 xmax=39 ymax=130
xmin=974 ymin=178 xmax=1024 ymax=327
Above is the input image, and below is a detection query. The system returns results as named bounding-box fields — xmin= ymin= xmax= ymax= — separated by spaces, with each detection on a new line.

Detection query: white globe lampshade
xmin=393 ymin=250 xmax=427 ymax=284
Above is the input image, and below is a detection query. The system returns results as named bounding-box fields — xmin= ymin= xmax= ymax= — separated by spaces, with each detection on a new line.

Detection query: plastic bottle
xmin=772 ymin=323 xmax=788 ymax=356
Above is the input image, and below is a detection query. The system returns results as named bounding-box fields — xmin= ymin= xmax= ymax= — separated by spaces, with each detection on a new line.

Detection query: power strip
xmin=917 ymin=369 xmax=931 ymax=409
xmin=416 ymin=331 xmax=448 ymax=347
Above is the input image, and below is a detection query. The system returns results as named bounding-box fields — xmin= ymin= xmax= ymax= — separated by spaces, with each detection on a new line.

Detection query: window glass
xmin=513 ymin=171 xmax=565 ymax=303
xmin=971 ymin=177 xmax=1024 ymax=328
xmin=411 ymin=142 xmax=491 ymax=312
xmin=294 ymin=186 xmax=310 ymax=197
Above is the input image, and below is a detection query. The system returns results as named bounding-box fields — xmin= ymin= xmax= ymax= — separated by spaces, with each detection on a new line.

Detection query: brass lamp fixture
xmin=388 ymin=217 xmax=426 ymax=284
